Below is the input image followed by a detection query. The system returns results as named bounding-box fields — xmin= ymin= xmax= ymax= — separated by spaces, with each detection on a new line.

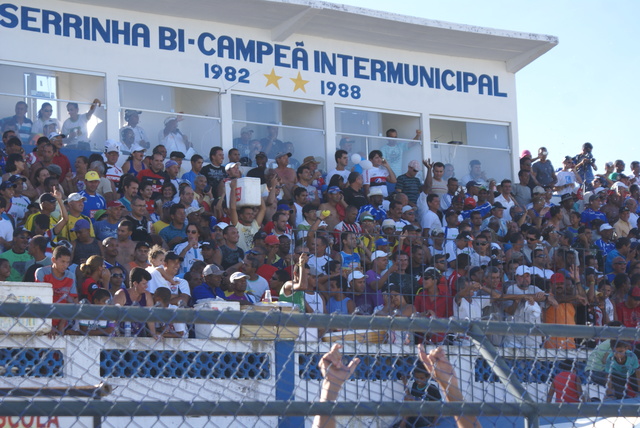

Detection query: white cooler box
xmin=0 ymin=282 xmax=53 ymax=335
xmin=225 ymin=177 xmax=261 ymax=207
xmin=193 ymin=299 xmax=241 ymax=339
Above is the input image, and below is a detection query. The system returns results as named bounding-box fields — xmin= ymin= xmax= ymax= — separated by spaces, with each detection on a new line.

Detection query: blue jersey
xmin=79 ymin=191 xmax=106 ymax=220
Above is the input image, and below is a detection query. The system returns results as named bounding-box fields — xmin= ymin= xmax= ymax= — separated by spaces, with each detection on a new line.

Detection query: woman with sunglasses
xmin=31 ymin=102 xmax=59 ymax=135
xmin=173 ymin=223 xmax=203 ymax=276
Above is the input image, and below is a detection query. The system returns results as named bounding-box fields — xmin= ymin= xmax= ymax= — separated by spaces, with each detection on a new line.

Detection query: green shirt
xmin=0 ymin=250 xmax=35 ymax=282
xmin=279 ymin=289 xmax=306 ymax=313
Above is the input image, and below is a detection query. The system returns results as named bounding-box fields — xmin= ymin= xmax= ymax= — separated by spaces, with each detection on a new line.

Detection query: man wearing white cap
xmin=503 ymin=265 xmax=557 ymax=348
xmin=348 ymin=270 xmax=379 ymax=315
xmin=225 ymin=272 xmax=256 ymax=303
xmin=159 ymin=116 xmax=195 ymax=160
xmin=104 ymin=140 xmax=123 ymax=187
xmin=365 ymin=250 xmax=394 ymax=292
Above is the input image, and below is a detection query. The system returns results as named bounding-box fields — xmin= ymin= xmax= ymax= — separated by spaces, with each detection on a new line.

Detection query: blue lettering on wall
xmin=0 ymin=2 xmax=508 ymax=97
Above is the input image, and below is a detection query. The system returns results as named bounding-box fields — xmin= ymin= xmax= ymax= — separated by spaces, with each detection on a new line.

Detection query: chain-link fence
xmin=0 ymin=299 xmax=639 ymax=427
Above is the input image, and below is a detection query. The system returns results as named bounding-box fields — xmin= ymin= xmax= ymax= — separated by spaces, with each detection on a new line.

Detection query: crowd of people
xmin=4 ymin=98 xmax=640 ymax=405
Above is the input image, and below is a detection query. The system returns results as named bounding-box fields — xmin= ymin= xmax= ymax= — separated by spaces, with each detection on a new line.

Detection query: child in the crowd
xmin=327 ymin=275 xmax=354 ymax=315
xmin=75 ymin=289 xmax=116 ymax=336
xmin=394 ymin=362 xmax=442 ymax=427
xmin=605 ymin=340 xmax=640 ymax=399
xmin=0 ymin=258 xmax=11 ymax=281
xmin=547 ymin=359 xmax=583 ymax=403
xmin=152 ymin=287 xmax=186 ymax=338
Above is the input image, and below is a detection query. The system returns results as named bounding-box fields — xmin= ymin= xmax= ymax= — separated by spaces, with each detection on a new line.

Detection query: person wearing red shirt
xmin=35 ymin=246 xmax=77 ymax=336
xmin=137 ymin=152 xmax=165 ymax=199
xmin=616 ymin=287 xmax=640 ymax=327
xmin=444 ymin=253 xmax=471 ymax=318
xmin=415 ymin=268 xmax=448 ymax=343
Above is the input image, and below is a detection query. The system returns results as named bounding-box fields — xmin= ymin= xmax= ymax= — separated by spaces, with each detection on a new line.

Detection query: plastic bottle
xmin=263 ymin=290 xmax=273 ymax=303
xmin=124 ymin=322 xmax=132 ymax=337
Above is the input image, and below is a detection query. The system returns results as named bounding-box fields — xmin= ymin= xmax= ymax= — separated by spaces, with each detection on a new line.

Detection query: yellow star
xmin=290 ymin=71 xmax=310 ymax=93
xmin=264 ymin=68 xmax=282 ymax=89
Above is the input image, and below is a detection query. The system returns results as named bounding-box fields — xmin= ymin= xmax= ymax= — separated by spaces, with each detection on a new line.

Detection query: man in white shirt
xmin=494 ymin=179 xmax=516 ymax=222
xmin=503 ymin=266 xmax=557 ymax=348
xmin=147 ymin=251 xmax=191 ymax=306
xmin=417 ymin=193 xmax=441 ymax=234
xmin=326 ymin=149 xmax=350 ymax=184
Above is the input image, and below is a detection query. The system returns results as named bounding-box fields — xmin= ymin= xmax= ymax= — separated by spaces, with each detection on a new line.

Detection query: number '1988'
xmin=320 ymin=81 xmax=361 ymax=99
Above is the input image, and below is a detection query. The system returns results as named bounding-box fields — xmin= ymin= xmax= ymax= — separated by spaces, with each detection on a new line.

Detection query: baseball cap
xmin=93 ymin=209 xmax=107 ymax=221
xmin=164 ymin=251 xmax=184 ymax=262
xmin=67 ymin=193 xmax=86 ymax=202
xmin=401 ymin=205 xmax=414 ymax=214
xmin=8 ymin=175 xmax=26 ymax=183
xmin=225 ymin=162 xmax=239 ymax=171
xmin=368 ymin=186 xmax=384 ymax=197
xmin=107 ymin=200 xmax=123 ymax=208
xmin=255 ymin=151 xmax=267 ymax=159
xmin=275 ymin=152 xmax=292 ymax=159
xmin=203 ymin=264 xmax=224 ymax=276
xmin=347 ymin=271 xmax=365 ymax=283
xmin=165 ymin=160 xmax=178 ymax=169
xmin=230 ymin=272 xmax=249 ymax=282
xmin=375 ymin=238 xmax=390 ymax=246
xmin=402 ymin=224 xmax=420 ymax=233
xmin=431 ymin=228 xmax=445 ymax=236
xmin=72 ymin=219 xmax=90 ymax=231
xmin=0 ymin=181 xmax=16 ymax=191
xmin=241 ymin=126 xmax=254 ymax=134
xmin=381 ymin=219 xmax=396 ymax=229
xmin=371 ymin=250 xmax=388 ymax=261
xmin=600 ymin=224 xmax=614 ymax=232
xmin=532 ymin=186 xmax=545 ymax=195
xmin=130 ymin=143 xmax=146 ymax=153
xmin=492 ymin=202 xmax=506 ymax=210
xmin=360 ymin=214 xmax=374 ymax=222
xmin=265 ymin=235 xmax=280 ymax=246
xmin=464 ymin=197 xmax=476 ymax=208
xmin=215 ymin=222 xmax=230 ymax=230
xmin=277 ymin=204 xmax=292 ymax=212
xmin=408 ymin=160 xmax=420 ymax=171
xmin=170 ymin=151 xmax=185 ymax=159
xmin=466 ymin=181 xmax=480 ymax=188
xmin=104 ymin=139 xmax=120 ymax=154
xmin=37 ymin=193 xmax=57 ymax=204
xmin=200 ymin=241 xmax=216 ymax=249
xmin=550 ymin=273 xmax=565 ymax=284
xmin=185 ymin=206 xmax=204 ymax=216
xmin=135 ymin=241 xmax=150 ymax=250
xmin=620 ymin=206 xmax=631 ymax=213
xmin=515 ymin=265 xmax=530 ymax=276
xmin=85 ymin=171 xmax=100 ymax=181
xmin=46 ymin=164 xmax=62 ymax=177
xmin=520 ymin=149 xmax=532 ymax=159
xmin=48 ymin=131 xmax=66 ymax=140
xmin=327 ymin=186 xmax=341 ymax=194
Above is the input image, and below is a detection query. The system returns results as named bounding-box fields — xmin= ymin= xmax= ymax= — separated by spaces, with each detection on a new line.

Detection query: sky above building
xmin=334 ymin=0 xmax=639 ymax=172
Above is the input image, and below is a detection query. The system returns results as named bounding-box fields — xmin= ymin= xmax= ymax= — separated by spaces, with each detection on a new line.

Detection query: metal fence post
xmin=275 ymin=340 xmax=304 ymax=427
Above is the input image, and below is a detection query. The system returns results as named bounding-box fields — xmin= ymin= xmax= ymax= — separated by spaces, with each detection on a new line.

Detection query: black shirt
xmin=200 ymin=164 xmax=227 ymax=198
xmin=343 ymin=187 xmax=367 ymax=209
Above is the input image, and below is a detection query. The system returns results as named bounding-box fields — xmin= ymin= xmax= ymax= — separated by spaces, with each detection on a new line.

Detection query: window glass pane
xmin=429 ymin=143 xmax=512 ymax=186
xmin=119 ymin=81 xmax=220 ymax=158
xmin=232 ymin=95 xmax=324 ymax=170
xmin=430 ymin=119 xmax=509 ymax=149
xmin=0 ymin=64 xmax=105 ymax=149
xmin=335 ymin=107 xmax=421 ymax=176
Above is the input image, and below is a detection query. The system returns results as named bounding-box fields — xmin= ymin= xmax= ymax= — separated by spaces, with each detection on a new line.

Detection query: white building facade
xmin=0 ymin=0 xmax=556 ymax=182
